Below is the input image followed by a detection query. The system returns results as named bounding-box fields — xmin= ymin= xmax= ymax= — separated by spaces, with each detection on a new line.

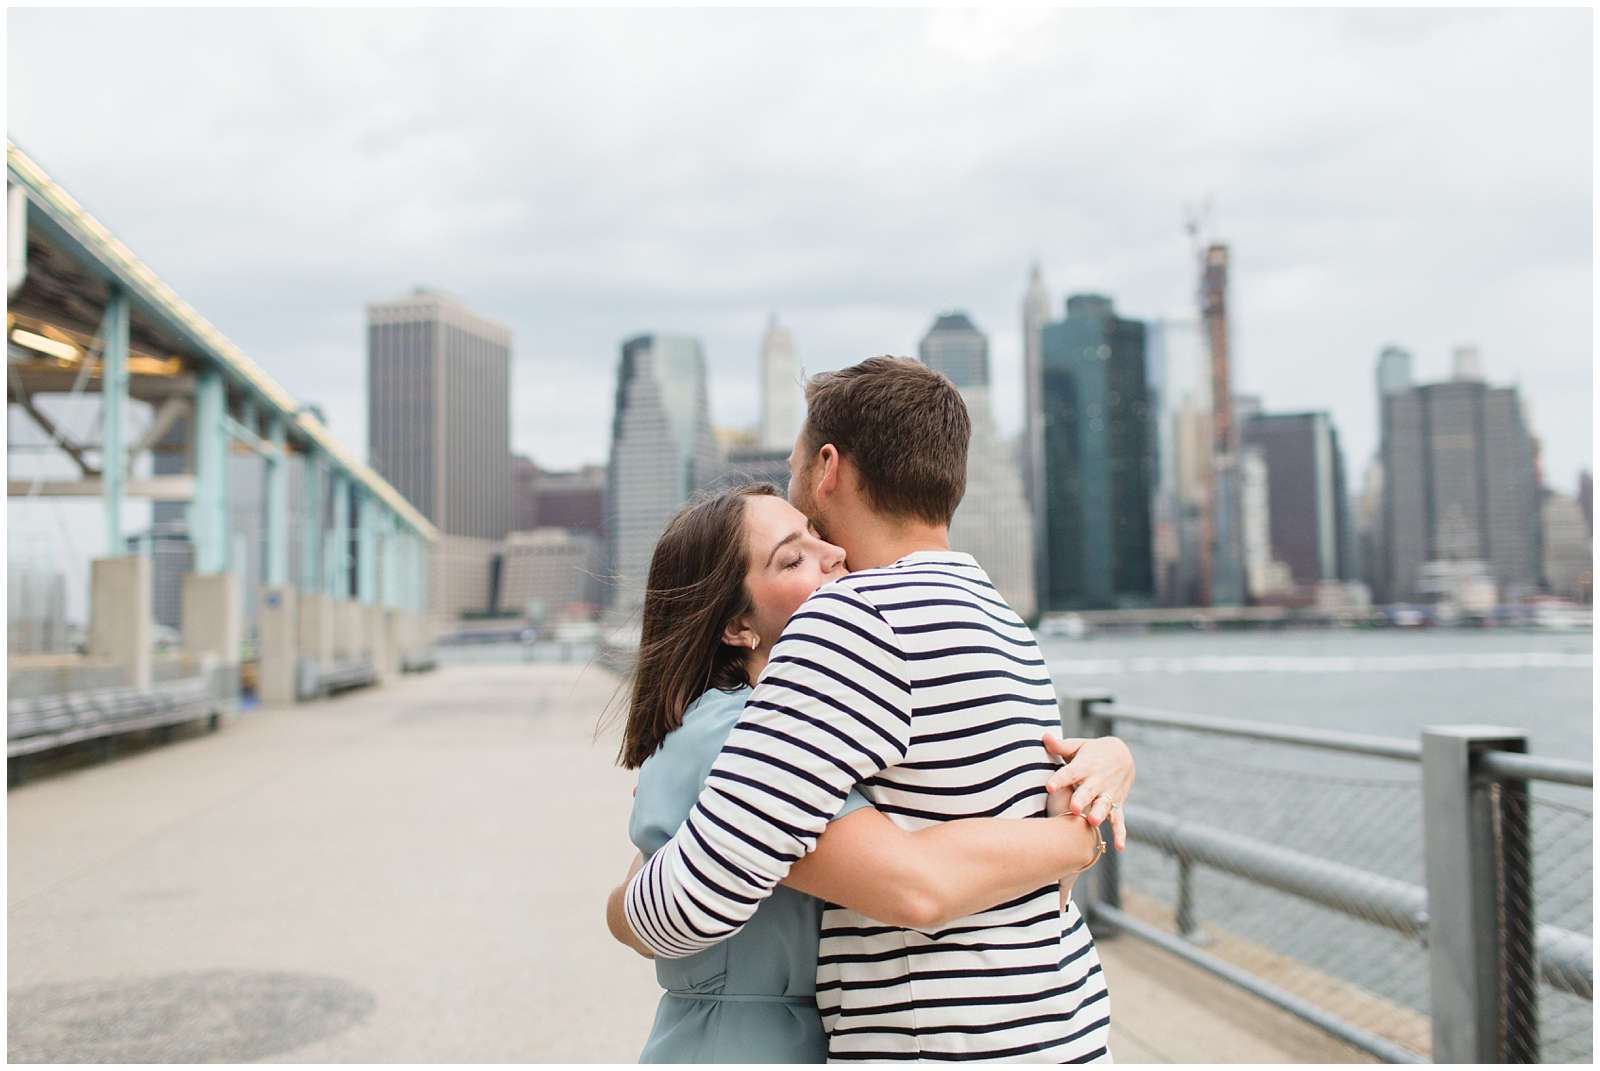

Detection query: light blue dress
xmin=629 ymin=685 xmax=871 ymax=1064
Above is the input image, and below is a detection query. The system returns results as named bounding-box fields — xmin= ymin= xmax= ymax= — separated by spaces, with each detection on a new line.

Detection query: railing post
xmin=1176 ymin=856 xmax=1210 ymax=943
xmin=1422 ymin=726 xmax=1538 ymax=1063
xmin=1061 ymin=689 xmax=1120 ymax=937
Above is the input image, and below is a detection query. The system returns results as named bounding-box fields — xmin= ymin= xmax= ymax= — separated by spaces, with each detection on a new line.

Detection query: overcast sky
xmin=9 ymin=7 xmax=1593 ymax=497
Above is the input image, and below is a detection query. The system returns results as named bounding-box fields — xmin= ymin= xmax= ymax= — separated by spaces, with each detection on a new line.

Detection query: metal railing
xmin=1062 ymin=690 xmax=1593 ymax=1064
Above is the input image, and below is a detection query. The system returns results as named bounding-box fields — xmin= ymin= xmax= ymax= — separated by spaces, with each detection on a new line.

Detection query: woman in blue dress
xmin=605 ymin=484 xmax=1114 ymax=1063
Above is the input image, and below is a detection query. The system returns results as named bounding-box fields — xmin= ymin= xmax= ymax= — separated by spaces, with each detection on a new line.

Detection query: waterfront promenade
xmin=9 ymin=662 xmax=1370 ymax=1062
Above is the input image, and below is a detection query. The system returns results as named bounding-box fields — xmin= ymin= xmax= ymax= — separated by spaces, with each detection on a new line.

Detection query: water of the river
xmin=1038 ymin=626 xmax=1593 ymax=1061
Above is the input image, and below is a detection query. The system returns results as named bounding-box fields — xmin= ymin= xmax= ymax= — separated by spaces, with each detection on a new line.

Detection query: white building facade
xmin=919 ymin=312 xmax=1036 ymax=620
xmin=760 ymin=316 xmax=801 ymax=452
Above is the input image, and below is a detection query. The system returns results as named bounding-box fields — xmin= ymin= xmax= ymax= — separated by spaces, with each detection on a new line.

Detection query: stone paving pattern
xmin=9 ymin=662 xmax=1368 ymax=1062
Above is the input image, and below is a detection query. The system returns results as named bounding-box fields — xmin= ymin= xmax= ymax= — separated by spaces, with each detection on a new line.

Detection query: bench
xmin=401 ymin=649 xmax=437 ymax=674
xmin=8 ymin=674 xmax=234 ymax=784
xmin=295 ymin=657 xmax=379 ymax=700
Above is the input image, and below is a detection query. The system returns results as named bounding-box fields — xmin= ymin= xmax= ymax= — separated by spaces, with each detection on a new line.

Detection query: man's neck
xmin=837 ymin=517 xmax=950 ymax=571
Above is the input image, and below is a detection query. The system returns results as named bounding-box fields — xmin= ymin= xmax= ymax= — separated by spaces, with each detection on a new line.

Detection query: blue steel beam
xmin=99 ymin=289 xmax=130 ymax=557
xmin=264 ymin=414 xmax=288 ymax=587
xmin=190 ymin=369 xmax=229 ymax=574
xmin=417 ymin=532 xmax=430 ymax=615
xmin=300 ymin=451 xmax=323 ymax=593
xmin=328 ymin=471 xmax=349 ymax=599
xmin=357 ymin=490 xmax=377 ymax=605
xmin=380 ymin=510 xmax=399 ymax=609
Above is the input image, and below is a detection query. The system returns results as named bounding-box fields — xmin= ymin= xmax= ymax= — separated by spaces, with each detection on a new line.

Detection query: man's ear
xmin=813 ymin=444 xmax=841 ymax=501
xmin=721 ymin=615 xmax=760 ymax=651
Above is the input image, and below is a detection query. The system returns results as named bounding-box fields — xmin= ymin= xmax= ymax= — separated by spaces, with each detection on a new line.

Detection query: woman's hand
xmin=1045 ymin=779 xmax=1105 ymax=910
xmin=606 ymin=851 xmax=655 ymax=959
xmin=1042 ymin=734 xmax=1135 ymax=851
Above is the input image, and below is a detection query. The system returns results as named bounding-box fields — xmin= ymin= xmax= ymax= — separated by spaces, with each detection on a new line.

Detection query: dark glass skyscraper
xmin=1039 ymin=295 xmax=1154 ymax=610
xmin=1240 ymin=412 xmax=1353 ymax=587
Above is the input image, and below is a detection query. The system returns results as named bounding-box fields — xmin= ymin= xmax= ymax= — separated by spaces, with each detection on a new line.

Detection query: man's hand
xmin=1042 ymin=734 xmax=1135 ymax=851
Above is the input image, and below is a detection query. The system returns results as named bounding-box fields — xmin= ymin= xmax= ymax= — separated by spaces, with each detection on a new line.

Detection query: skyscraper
xmin=1201 ymin=245 xmax=1246 ymax=607
xmin=760 ymin=316 xmax=801 ymax=451
xmin=1146 ymin=310 xmax=1209 ymax=605
xmin=920 ymin=310 xmax=988 ymax=388
xmin=1377 ymin=345 xmax=1413 ymax=397
xmin=1363 ymin=345 xmax=1413 ymax=597
xmin=918 ymin=312 xmax=1035 ymax=618
xmin=1541 ymin=490 xmax=1592 ymax=602
xmin=1240 ymin=411 xmax=1353 ymax=591
xmin=607 ymin=334 xmax=722 ymax=613
xmin=1239 ymin=444 xmax=1293 ymax=599
xmin=1022 ymin=267 xmax=1052 ymax=608
xmin=1039 ymin=295 xmax=1154 ymax=610
xmin=1377 ymin=350 xmax=1541 ymax=604
xmin=368 ymin=290 xmax=514 ymax=540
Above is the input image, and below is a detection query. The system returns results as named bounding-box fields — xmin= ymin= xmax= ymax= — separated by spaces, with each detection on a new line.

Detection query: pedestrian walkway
xmin=8 ymin=661 xmax=1369 ymax=1062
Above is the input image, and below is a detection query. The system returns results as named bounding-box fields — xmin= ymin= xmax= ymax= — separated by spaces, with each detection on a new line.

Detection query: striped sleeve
xmin=623 ymin=584 xmax=913 ymax=958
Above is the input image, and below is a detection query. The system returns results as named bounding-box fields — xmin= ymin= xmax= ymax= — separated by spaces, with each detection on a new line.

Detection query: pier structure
xmin=8 ymin=661 xmax=1376 ymax=1063
xmin=6 ymin=141 xmax=436 ymax=736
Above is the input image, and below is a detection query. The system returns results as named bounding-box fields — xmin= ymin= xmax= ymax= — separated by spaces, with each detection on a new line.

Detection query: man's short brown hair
xmin=801 ymin=356 xmax=970 ymax=526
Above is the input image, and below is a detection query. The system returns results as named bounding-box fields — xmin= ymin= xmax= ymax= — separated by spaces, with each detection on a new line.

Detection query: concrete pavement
xmin=9 ymin=661 xmax=1370 ymax=1062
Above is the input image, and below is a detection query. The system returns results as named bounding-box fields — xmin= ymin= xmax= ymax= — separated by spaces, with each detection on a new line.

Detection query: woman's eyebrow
xmin=765 ymin=530 xmax=803 ymax=567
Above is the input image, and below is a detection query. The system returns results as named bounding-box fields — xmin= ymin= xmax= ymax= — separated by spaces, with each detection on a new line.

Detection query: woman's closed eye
xmin=782 ymin=552 xmax=806 ymax=570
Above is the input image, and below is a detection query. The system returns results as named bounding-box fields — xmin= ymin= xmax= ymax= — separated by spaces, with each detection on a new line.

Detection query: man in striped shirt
xmin=625 ymin=357 xmax=1135 ymax=1061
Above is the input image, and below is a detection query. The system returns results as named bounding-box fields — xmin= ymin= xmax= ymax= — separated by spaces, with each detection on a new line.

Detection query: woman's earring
xmin=749 ymin=636 xmax=761 ymax=649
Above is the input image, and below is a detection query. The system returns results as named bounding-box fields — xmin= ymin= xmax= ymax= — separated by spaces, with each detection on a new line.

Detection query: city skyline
xmin=6 ymin=7 xmax=1590 ymax=492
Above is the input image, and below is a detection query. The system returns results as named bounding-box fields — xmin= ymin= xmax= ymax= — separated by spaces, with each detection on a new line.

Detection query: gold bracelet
xmin=1055 ymin=809 xmax=1106 ymax=872
xmin=1080 ymin=817 xmax=1106 ymax=872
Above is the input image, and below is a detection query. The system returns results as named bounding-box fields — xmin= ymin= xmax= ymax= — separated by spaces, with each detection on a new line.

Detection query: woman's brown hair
xmin=617 ymin=482 xmax=780 ymax=770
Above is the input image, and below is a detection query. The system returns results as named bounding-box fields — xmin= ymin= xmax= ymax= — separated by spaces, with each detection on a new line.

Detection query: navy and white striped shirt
xmin=625 ymin=552 xmax=1110 ymax=1062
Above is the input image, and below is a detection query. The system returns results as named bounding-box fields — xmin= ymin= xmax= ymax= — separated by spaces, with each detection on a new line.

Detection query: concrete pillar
xmin=257 ymin=586 xmax=297 ymax=707
xmin=332 ymin=598 xmax=364 ymax=661
xmin=89 ymin=555 xmax=151 ymax=688
xmin=182 ymin=572 xmax=241 ymax=683
xmin=382 ymin=609 xmax=404 ymax=677
xmin=298 ymin=592 xmax=334 ymax=662
xmin=409 ymin=610 xmax=425 ymax=664
xmin=364 ymin=604 xmax=388 ymax=679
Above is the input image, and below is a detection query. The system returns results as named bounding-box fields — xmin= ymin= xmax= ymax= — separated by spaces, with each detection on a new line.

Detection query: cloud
xmin=8 ymin=6 xmax=1591 ymax=493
